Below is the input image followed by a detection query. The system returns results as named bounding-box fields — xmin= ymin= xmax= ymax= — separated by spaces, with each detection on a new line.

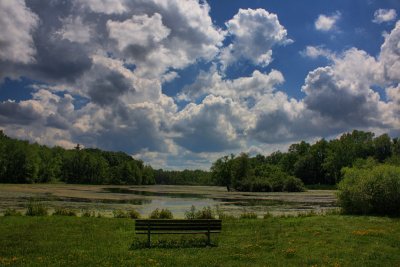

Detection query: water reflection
xmin=103 ymin=187 xmax=206 ymax=199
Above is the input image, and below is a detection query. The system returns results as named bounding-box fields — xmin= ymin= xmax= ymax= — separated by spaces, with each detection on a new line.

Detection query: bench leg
xmin=147 ymin=230 xmax=151 ymax=247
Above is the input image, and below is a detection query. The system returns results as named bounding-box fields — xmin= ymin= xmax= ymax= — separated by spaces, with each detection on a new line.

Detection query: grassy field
xmin=1 ymin=215 xmax=399 ymax=266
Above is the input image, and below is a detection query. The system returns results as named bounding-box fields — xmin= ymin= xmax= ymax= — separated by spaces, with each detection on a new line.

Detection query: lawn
xmin=0 ymin=215 xmax=399 ymax=266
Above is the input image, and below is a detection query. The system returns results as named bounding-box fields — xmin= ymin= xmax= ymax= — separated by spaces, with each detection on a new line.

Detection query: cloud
xmin=76 ymin=0 xmax=128 ymax=15
xmin=373 ymin=9 xmax=397 ymax=24
xmin=0 ymin=100 xmax=43 ymax=126
xmin=178 ymin=65 xmax=284 ymax=102
xmin=220 ymin=8 xmax=292 ymax=68
xmin=379 ymin=21 xmax=400 ymax=83
xmin=301 ymin=45 xmax=334 ymax=60
xmin=56 ymin=16 xmax=93 ymax=43
xmin=107 ymin=13 xmax=170 ymax=52
xmin=315 ymin=12 xmax=341 ymax=32
xmin=0 ymin=0 xmax=38 ymax=64
xmin=172 ymin=95 xmax=252 ymax=153
xmin=1 ymin=1 xmax=400 ymax=170
xmin=302 ymin=48 xmax=384 ymax=126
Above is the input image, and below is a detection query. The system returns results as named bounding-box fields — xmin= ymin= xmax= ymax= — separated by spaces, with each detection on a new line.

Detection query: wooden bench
xmin=135 ymin=219 xmax=222 ymax=247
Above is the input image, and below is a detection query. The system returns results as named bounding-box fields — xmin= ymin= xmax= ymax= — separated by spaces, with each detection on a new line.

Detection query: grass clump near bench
xmin=135 ymin=219 xmax=222 ymax=247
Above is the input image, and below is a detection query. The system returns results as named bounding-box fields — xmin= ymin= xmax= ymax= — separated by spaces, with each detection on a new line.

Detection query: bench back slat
xmin=135 ymin=219 xmax=222 ymax=232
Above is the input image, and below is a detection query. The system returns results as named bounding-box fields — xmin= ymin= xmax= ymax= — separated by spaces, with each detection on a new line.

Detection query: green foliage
xmin=239 ymin=212 xmax=258 ymax=219
xmin=263 ymin=212 xmax=272 ymax=219
xmin=184 ymin=205 xmax=215 ymax=219
xmin=0 ymin=131 xmax=154 ymax=185
xmin=338 ymin=164 xmax=400 ymax=216
xmin=53 ymin=207 xmax=77 ymax=216
xmin=3 ymin=208 xmax=22 ymax=216
xmin=26 ymin=201 xmax=48 ymax=216
xmin=211 ymin=156 xmax=305 ymax=192
xmin=113 ymin=209 xmax=141 ymax=219
xmin=211 ymin=130 xmax=399 ymax=188
xmin=149 ymin=208 xmax=173 ymax=219
xmin=81 ymin=209 xmax=96 ymax=217
xmin=154 ymin=169 xmax=212 ymax=185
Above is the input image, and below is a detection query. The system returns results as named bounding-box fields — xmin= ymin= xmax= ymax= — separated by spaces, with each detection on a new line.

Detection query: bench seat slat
xmin=135 ymin=222 xmax=221 ymax=225
xmin=136 ymin=231 xmax=221 ymax=234
xmin=135 ymin=227 xmax=221 ymax=231
xmin=135 ymin=220 xmax=220 ymax=224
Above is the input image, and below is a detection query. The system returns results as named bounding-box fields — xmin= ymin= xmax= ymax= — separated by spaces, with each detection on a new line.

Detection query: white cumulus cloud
xmin=373 ymin=9 xmax=397 ymax=24
xmin=0 ymin=0 xmax=39 ymax=63
xmin=315 ymin=12 xmax=341 ymax=32
xmin=220 ymin=8 xmax=292 ymax=68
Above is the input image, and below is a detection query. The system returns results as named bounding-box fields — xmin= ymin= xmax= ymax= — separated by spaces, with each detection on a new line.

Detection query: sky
xmin=0 ymin=0 xmax=400 ymax=170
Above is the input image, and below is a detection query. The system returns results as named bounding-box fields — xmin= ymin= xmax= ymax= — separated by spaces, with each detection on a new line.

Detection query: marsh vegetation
xmin=0 ymin=184 xmax=337 ymax=218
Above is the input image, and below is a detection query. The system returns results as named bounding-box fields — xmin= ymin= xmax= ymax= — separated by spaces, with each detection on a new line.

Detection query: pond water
xmin=0 ymin=184 xmax=338 ymax=218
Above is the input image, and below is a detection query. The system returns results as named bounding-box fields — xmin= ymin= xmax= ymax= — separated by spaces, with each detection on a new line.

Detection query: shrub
xmin=81 ymin=209 xmax=96 ymax=217
xmin=240 ymin=212 xmax=258 ymax=219
xmin=184 ymin=205 xmax=197 ymax=219
xmin=149 ymin=208 xmax=173 ymax=219
xmin=53 ymin=207 xmax=77 ymax=216
xmin=128 ymin=209 xmax=141 ymax=219
xmin=184 ymin=205 xmax=215 ymax=219
xmin=26 ymin=201 xmax=48 ymax=216
xmin=113 ymin=210 xmax=129 ymax=218
xmin=4 ymin=208 xmax=22 ymax=216
xmin=338 ymin=164 xmax=400 ymax=216
xmin=112 ymin=209 xmax=141 ymax=219
xmin=263 ymin=212 xmax=272 ymax=219
xmin=283 ymin=176 xmax=306 ymax=192
xmin=215 ymin=205 xmax=235 ymax=219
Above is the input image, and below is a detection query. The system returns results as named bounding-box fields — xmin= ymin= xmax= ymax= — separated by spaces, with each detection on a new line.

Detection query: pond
xmin=0 ymin=184 xmax=338 ymax=218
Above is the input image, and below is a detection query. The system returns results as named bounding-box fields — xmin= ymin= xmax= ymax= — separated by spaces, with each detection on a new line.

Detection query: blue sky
xmin=0 ymin=0 xmax=399 ymax=169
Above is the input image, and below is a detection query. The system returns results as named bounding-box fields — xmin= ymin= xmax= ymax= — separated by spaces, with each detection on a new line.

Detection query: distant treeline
xmin=154 ymin=169 xmax=212 ymax=185
xmin=2 ymin=130 xmax=400 ymax=190
xmin=0 ymin=131 xmax=211 ymax=185
xmin=211 ymin=130 xmax=400 ymax=192
xmin=0 ymin=131 xmax=155 ymax=184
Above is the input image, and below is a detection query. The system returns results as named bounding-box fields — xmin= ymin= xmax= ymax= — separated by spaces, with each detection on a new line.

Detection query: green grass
xmin=1 ymin=215 xmax=400 ymax=266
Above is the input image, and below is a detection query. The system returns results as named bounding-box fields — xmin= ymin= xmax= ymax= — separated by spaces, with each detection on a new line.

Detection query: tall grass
xmin=184 ymin=205 xmax=215 ymax=219
xmin=26 ymin=201 xmax=48 ymax=216
xmin=53 ymin=207 xmax=77 ymax=216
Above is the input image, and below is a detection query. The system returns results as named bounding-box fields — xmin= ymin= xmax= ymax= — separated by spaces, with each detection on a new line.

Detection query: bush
xmin=149 ymin=208 xmax=173 ymax=219
xmin=338 ymin=164 xmax=400 ymax=216
xmin=113 ymin=209 xmax=140 ymax=219
xmin=128 ymin=209 xmax=141 ymax=219
xmin=113 ymin=210 xmax=127 ymax=218
xmin=283 ymin=176 xmax=306 ymax=192
xmin=81 ymin=209 xmax=96 ymax=217
xmin=3 ymin=208 xmax=22 ymax=216
xmin=53 ymin=207 xmax=77 ymax=216
xmin=184 ymin=205 xmax=215 ymax=219
xmin=240 ymin=212 xmax=258 ymax=219
xmin=26 ymin=201 xmax=48 ymax=216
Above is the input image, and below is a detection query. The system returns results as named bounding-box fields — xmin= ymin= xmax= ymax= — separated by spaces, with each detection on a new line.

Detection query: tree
xmin=373 ymin=134 xmax=392 ymax=162
xmin=211 ymin=154 xmax=234 ymax=191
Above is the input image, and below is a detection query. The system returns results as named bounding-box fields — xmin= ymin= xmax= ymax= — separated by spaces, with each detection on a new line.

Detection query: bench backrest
xmin=135 ymin=219 xmax=222 ymax=232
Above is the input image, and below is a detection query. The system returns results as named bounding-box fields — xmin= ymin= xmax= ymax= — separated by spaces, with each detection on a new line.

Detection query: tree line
xmin=1 ymin=130 xmax=399 ymax=190
xmin=0 ymin=131 xmax=211 ymax=185
xmin=211 ymin=130 xmax=400 ymax=191
xmin=0 ymin=131 xmax=155 ymax=184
